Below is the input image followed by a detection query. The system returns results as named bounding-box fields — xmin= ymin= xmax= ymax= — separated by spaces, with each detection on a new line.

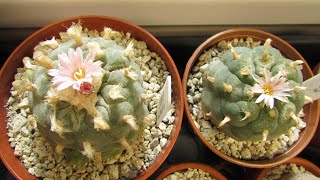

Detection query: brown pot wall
xmin=310 ymin=63 xmax=320 ymax=147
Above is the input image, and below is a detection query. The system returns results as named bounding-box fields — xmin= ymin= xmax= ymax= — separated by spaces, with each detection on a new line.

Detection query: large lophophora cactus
xmin=201 ymin=39 xmax=307 ymax=141
xmin=19 ymin=24 xmax=149 ymax=165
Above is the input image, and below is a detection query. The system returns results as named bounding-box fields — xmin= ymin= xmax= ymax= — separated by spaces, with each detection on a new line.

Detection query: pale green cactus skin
xmin=201 ymin=45 xmax=304 ymax=141
xmin=27 ymin=37 xmax=148 ymax=165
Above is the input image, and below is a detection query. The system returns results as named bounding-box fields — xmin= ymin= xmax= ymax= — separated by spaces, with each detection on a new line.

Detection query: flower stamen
xmin=263 ymin=84 xmax=274 ymax=95
xmin=74 ymin=68 xmax=85 ymax=80
xmin=251 ymin=68 xmax=295 ymax=109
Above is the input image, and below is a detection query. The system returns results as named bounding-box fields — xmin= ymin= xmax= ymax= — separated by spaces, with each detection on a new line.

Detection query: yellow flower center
xmin=74 ymin=68 xmax=85 ymax=80
xmin=263 ymin=84 xmax=274 ymax=95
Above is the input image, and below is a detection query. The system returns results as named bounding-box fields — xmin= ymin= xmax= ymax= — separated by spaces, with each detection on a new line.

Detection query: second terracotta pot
xmin=310 ymin=63 xmax=320 ymax=147
xmin=155 ymin=163 xmax=227 ymax=180
xmin=183 ymin=28 xmax=319 ymax=168
xmin=252 ymin=157 xmax=320 ymax=180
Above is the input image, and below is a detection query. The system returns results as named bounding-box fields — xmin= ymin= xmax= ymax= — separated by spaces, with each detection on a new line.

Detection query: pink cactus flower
xmin=48 ymin=47 xmax=103 ymax=94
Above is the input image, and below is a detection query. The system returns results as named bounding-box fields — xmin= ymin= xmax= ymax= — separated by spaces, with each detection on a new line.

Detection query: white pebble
xmin=158 ymin=122 xmax=167 ymax=131
xmin=160 ymin=138 xmax=167 ymax=148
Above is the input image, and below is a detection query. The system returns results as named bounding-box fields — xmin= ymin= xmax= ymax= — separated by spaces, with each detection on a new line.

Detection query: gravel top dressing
xmin=263 ymin=163 xmax=319 ymax=180
xmin=163 ymin=168 xmax=214 ymax=180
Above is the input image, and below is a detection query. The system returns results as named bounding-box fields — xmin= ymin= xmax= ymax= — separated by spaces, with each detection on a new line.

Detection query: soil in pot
xmin=183 ymin=28 xmax=319 ymax=168
xmin=1 ymin=16 xmax=183 ymax=180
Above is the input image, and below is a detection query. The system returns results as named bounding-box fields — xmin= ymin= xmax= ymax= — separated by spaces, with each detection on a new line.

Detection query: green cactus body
xmin=27 ymin=35 xmax=148 ymax=165
xmin=201 ymin=41 xmax=305 ymax=141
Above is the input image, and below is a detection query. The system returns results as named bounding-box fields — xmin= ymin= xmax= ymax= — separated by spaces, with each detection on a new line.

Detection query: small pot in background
xmin=155 ymin=162 xmax=227 ymax=180
xmin=250 ymin=157 xmax=320 ymax=180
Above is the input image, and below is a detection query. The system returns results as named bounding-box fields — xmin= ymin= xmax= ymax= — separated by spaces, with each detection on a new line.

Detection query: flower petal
xmin=73 ymin=80 xmax=83 ymax=91
xmin=268 ymin=96 xmax=274 ymax=109
xmin=273 ymin=91 xmax=292 ymax=97
xmin=256 ymin=94 xmax=266 ymax=103
xmin=55 ymin=80 xmax=76 ymax=91
xmin=264 ymin=68 xmax=272 ymax=83
xmin=252 ymin=74 xmax=265 ymax=86
xmin=48 ymin=69 xmax=60 ymax=77
xmin=83 ymin=51 xmax=95 ymax=65
xmin=251 ymin=85 xmax=264 ymax=93
xmin=274 ymin=96 xmax=289 ymax=103
xmin=273 ymin=83 xmax=293 ymax=92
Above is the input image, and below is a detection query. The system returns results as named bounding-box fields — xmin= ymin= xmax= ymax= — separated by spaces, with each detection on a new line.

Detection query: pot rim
xmin=155 ymin=162 xmax=227 ymax=180
xmin=310 ymin=63 xmax=320 ymax=148
xmin=0 ymin=15 xmax=184 ymax=180
xmin=256 ymin=157 xmax=320 ymax=179
xmin=182 ymin=27 xmax=320 ymax=168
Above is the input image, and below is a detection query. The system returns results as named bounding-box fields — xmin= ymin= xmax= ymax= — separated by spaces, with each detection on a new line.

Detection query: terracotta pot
xmin=182 ymin=28 xmax=320 ymax=168
xmin=155 ymin=163 xmax=227 ymax=180
xmin=0 ymin=16 xmax=183 ymax=180
xmin=314 ymin=63 xmax=320 ymax=75
xmin=310 ymin=63 xmax=320 ymax=147
xmin=252 ymin=157 xmax=320 ymax=180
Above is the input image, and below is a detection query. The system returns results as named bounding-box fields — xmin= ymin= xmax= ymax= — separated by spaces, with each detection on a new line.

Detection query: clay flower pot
xmin=183 ymin=28 xmax=319 ymax=168
xmin=253 ymin=157 xmax=320 ymax=180
xmin=0 ymin=16 xmax=183 ymax=179
xmin=310 ymin=63 xmax=320 ymax=147
xmin=155 ymin=163 xmax=227 ymax=180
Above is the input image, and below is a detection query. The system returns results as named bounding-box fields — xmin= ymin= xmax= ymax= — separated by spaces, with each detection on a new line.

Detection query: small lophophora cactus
xmin=19 ymin=24 xmax=150 ymax=165
xmin=201 ymin=39 xmax=308 ymax=141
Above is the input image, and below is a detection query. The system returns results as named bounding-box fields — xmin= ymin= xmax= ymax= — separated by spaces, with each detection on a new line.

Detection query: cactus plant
xmin=201 ymin=39 xmax=307 ymax=141
xmin=19 ymin=24 xmax=149 ymax=165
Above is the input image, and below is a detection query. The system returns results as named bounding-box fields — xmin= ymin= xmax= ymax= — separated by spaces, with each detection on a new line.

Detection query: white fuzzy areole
xmin=264 ymin=38 xmax=272 ymax=46
xmin=40 ymin=37 xmax=59 ymax=49
xmin=93 ymin=113 xmax=110 ymax=130
xmin=67 ymin=24 xmax=83 ymax=45
xmin=123 ymin=115 xmax=139 ymax=130
xmin=109 ymin=85 xmax=125 ymax=100
xmin=35 ymin=54 xmax=55 ymax=69
xmin=53 ymin=75 xmax=102 ymax=116
xmin=82 ymin=141 xmax=95 ymax=159
xmin=87 ymin=41 xmax=104 ymax=59
xmin=16 ymin=77 xmax=37 ymax=95
xmin=124 ymin=67 xmax=138 ymax=80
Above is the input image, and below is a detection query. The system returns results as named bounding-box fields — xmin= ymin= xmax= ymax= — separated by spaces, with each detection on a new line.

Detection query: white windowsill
xmin=0 ymin=0 xmax=320 ymax=28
